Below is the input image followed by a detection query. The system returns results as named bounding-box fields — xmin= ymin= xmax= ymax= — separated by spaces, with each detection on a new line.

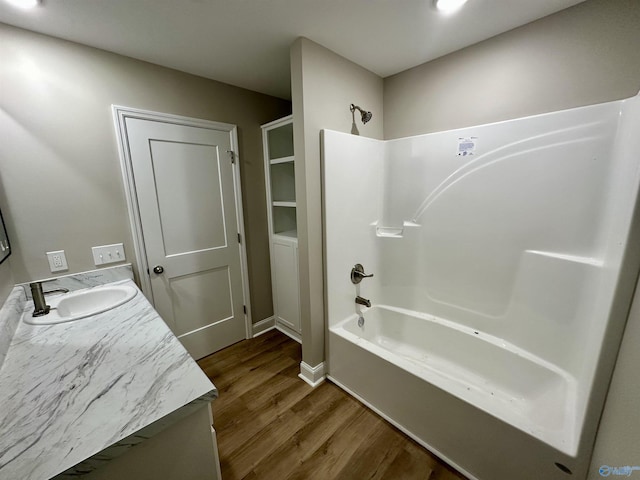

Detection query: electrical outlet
xmin=92 ymin=243 xmax=125 ymax=266
xmin=46 ymin=250 xmax=68 ymax=273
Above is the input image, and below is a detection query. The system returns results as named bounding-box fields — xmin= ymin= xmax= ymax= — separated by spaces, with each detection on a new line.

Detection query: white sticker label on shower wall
xmin=457 ymin=137 xmax=477 ymax=157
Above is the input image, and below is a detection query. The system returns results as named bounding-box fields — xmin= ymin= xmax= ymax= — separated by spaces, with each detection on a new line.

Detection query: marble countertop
xmin=0 ymin=277 xmax=217 ymax=480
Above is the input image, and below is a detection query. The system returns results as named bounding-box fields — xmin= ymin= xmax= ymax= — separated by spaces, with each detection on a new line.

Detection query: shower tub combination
xmin=322 ymin=95 xmax=640 ymax=480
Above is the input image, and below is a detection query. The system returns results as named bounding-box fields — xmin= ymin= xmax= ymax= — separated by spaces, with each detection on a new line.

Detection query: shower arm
xmin=350 ymin=104 xmax=373 ymax=124
xmin=350 ymin=104 xmax=364 ymax=115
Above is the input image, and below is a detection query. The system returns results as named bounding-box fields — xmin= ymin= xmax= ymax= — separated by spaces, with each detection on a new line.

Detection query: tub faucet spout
xmin=355 ymin=296 xmax=371 ymax=308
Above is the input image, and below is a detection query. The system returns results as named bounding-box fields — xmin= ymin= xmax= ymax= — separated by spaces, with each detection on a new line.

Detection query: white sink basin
xmin=24 ymin=284 xmax=138 ymax=325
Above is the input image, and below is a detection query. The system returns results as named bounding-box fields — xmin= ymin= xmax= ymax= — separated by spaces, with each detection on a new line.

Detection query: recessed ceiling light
xmin=5 ymin=0 xmax=39 ymax=8
xmin=434 ymin=0 xmax=468 ymax=13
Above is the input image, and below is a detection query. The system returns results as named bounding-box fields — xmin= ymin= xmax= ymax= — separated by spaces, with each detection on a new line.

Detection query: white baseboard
xmin=298 ymin=361 xmax=326 ymax=388
xmin=251 ymin=317 xmax=276 ymax=337
xmin=275 ymin=321 xmax=301 ymax=343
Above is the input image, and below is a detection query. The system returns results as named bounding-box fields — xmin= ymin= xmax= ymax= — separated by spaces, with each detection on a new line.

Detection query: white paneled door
xmin=121 ymin=114 xmax=247 ymax=359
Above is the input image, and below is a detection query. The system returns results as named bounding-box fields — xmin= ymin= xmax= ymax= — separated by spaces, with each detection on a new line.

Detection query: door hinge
xmin=243 ymin=305 xmax=247 ymax=315
xmin=227 ymin=150 xmax=236 ymax=164
xmin=237 ymin=233 xmax=242 ymax=244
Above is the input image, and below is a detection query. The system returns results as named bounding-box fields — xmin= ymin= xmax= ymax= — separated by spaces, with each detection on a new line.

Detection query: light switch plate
xmin=92 ymin=243 xmax=125 ymax=266
xmin=46 ymin=250 xmax=68 ymax=272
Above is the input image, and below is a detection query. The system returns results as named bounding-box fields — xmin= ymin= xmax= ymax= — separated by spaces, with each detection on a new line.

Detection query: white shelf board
xmin=273 ymin=201 xmax=296 ymax=207
xmin=270 ymin=156 xmax=295 ymax=165
xmin=273 ymin=229 xmax=298 ymax=240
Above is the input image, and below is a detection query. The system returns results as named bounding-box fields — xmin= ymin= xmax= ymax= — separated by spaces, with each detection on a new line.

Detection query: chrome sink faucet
xmin=355 ymin=296 xmax=371 ymax=308
xmin=29 ymin=280 xmax=70 ymax=317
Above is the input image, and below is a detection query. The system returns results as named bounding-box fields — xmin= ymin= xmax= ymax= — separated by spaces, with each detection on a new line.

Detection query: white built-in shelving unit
xmin=261 ymin=115 xmax=301 ymax=340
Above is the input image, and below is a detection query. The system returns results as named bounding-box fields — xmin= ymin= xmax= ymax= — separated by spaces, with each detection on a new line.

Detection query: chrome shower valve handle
xmin=351 ymin=264 xmax=374 ymax=284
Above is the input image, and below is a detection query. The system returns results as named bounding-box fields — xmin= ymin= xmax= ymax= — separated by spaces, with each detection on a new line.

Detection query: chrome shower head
xmin=350 ymin=104 xmax=373 ymax=124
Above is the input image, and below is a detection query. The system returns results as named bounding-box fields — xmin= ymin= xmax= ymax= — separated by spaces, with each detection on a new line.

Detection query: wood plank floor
xmin=197 ymin=330 xmax=468 ymax=480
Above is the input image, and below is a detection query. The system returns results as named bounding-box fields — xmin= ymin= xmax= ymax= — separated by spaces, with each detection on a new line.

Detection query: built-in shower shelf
xmin=376 ymin=227 xmax=404 ymax=238
xmin=270 ymin=156 xmax=295 ymax=165
xmin=273 ymin=201 xmax=296 ymax=207
xmin=374 ymin=221 xmax=421 ymax=238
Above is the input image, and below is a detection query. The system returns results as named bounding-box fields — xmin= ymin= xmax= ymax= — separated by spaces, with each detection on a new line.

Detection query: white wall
xmin=322 ymin=131 xmax=383 ymax=329
xmin=290 ymin=37 xmax=383 ymax=367
xmin=0 ymin=23 xmax=291 ymax=323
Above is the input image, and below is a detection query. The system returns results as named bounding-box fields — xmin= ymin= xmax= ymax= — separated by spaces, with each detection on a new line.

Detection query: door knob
xmin=153 ymin=265 xmax=164 ymax=274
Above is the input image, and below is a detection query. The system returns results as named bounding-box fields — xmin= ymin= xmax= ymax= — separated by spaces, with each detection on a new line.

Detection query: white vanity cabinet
xmin=262 ymin=115 xmax=301 ymax=339
xmin=84 ymin=405 xmax=221 ymax=480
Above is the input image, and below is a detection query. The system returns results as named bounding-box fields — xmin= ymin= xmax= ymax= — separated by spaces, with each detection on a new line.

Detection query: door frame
xmin=112 ymin=105 xmax=252 ymax=338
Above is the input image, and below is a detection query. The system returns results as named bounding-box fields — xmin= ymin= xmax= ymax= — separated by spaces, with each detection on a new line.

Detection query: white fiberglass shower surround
xmin=323 ymin=95 xmax=640 ymax=480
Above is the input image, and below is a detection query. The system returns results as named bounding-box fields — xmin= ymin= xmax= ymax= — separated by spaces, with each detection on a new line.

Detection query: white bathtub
xmin=332 ymin=305 xmax=577 ymax=453
xmin=328 ymin=305 xmax=585 ymax=480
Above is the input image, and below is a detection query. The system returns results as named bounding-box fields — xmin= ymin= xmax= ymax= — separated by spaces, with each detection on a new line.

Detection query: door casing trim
xmin=112 ymin=105 xmax=253 ymax=338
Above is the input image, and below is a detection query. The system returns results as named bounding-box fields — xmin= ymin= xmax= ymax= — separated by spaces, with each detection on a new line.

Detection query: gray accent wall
xmin=290 ymin=37 xmax=383 ymax=367
xmin=0 ymin=23 xmax=291 ymax=324
xmin=0 ymin=262 xmax=14 ymax=307
xmin=383 ymin=0 xmax=640 ymax=139
xmin=0 ymin=172 xmax=15 ymax=306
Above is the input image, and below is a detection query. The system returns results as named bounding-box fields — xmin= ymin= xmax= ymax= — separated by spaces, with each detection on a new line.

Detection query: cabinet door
xmin=272 ymin=239 xmax=300 ymax=333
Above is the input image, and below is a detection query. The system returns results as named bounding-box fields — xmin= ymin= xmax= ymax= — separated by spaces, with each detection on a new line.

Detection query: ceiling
xmin=0 ymin=0 xmax=585 ymax=100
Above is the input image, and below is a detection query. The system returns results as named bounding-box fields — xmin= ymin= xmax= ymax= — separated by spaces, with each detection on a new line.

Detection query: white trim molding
xmin=252 ymin=317 xmax=276 ymax=337
xmin=298 ymin=361 xmax=326 ymax=388
xmin=276 ymin=321 xmax=301 ymax=344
